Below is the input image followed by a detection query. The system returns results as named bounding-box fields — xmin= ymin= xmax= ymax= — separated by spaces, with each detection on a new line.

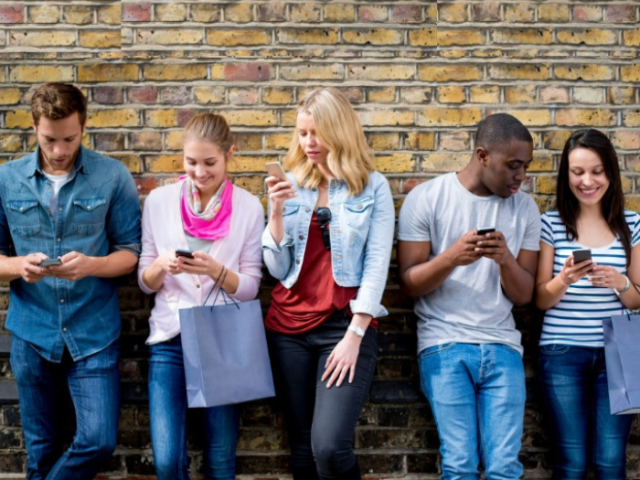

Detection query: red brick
xmin=390 ymin=5 xmax=422 ymax=23
xmin=122 ymin=2 xmax=151 ymax=22
xmin=470 ymin=3 xmax=501 ymax=21
xmin=0 ymin=4 xmax=23 ymax=23
xmin=129 ymin=86 xmax=157 ymax=104
xmin=224 ymin=63 xmax=270 ymax=82
xmin=256 ymin=2 xmax=286 ymax=22
xmin=606 ymin=5 xmax=637 ymax=23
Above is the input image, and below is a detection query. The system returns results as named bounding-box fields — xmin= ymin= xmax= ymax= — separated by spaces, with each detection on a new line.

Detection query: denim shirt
xmin=0 ymin=147 xmax=142 ymax=362
xmin=262 ymin=170 xmax=394 ymax=318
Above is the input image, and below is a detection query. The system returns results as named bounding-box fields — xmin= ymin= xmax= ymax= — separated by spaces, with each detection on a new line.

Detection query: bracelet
xmin=614 ymin=275 xmax=630 ymax=296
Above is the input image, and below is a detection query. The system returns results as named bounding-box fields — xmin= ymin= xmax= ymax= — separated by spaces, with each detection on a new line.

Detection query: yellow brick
xmin=400 ymin=87 xmax=431 ymax=104
xmin=234 ymin=134 xmax=263 ymax=152
xmin=538 ymin=4 xmax=570 ymax=22
xmin=144 ymin=64 xmax=207 ymax=81
xmin=367 ymin=133 xmax=400 ymax=151
xmin=621 ymin=64 xmax=640 ymax=82
xmin=231 ymin=176 xmax=264 ymax=195
xmin=324 ymin=4 xmax=355 ymax=22
xmin=492 ymin=28 xmax=553 ymax=45
xmin=164 ymin=131 xmax=183 ymax=150
xmin=206 ymin=29 xmax=270 ymax=46
xmin=0 ymin=88 xmax=21 ymax=105
xmin=422 ymin=153 xmax=467 ymax=172
xmin=79 ymin=31 xmax=120 ymax=49
xmin=505 ymin=86 xmax=536 ymax=105
xmin=437 ymin=29 xmax=485 ymax=47
xmin=265 ymin=133 xmax=292 ymax=150
xmin=502 ymin=109 xmax=552 ymax=127
xmin=536 ymin=176 xmax=557 ymax=195
xmin=556 ymin=109 xmax=616 ymax=127
xmin=28 ymin=4 xmax=60 ymax=23
xmin=291 ymin=3 xmax=321 ymax=22
xmin=418 ymin=108 xmax=482 ymax=127
xmin=278 ymin=28 xmax=339 ymax=45
xmin=438 ymin=4 xmax=468 ymax=23
xmin=528 ymin=154 xmax=554 ymax=172
xmin=490 ymin=64 xmax=550 ymax=80
xmin=609 ymin=87 xmax=636 ymax=105
xmin=262 ymin=87 xmax=293 ymax=105
xmin=280 ymin=64 xmax=344 ymax=81
xmin=190 ymin=4 xmax=220 ymax=22
xmin=64 ymin=6 xmax=94 ymax=24
xmin=348 ymin=65 xmax=414 ymax=81
xmin=111 ymin=154 xmax=142 ymax=174
xmin=136 ymin=29 xmax=203 ymax=45
xmin=504 ymin=4 xmax=536 ymax=22
xmin=626 ymin=197 xmax=640 ymax=212
xmin=408 ymin=27 xmax=437 ymax=47
xmin=222 ymin=110 xmax=278 ymax=127
xmin=574 ymin=87 xmax=605 ymax=105
xmin=374 ymin=154 xmax=415 ymax=173
xmin=360 ymin=111 xmax=413 ymax=127
xmin=156 ymin=4 xmax=188 ymax=22
xmin=145 ymin=110 xmax=181 ymax=128
xmin=555 ymin=65 xmax=614 ymax=81
xmin=228 ymin=156 xmax=278 ymax=173
xmin=193 ymin=86 xmax=224 ymax=105
xmin=612 ymin=132 xmax=640 ymax=150
xmin=406 ymin=132 xmax=435 ymax=151
xmin=439 ymin=132 xmax=470 ymax=151
xmin=623 ymin=111 xmax=640 ymax=127
xmin=146 ymin=154 xmax=184 ymax=173
xmin=623 ymin=29 xmax=640 ymax=46
xmin=10 ymin=66 xmax=73 ymax=83
xmin=11 ymin=31 xmax=75 ymax=47
xmin=368 ymin=87 xmax=396 ymax=104
xmin=557 ymin=29 xmax=617 ymax=45
xmin=224 ymin=3 xmax=253 ymax=23
xmin=281 ymin=109 xmax=297 ymax=127
xmin=544 ymin=131 xmax=572 ymax=150
xmin=0 ymin=134 xmax=23 ymax=152
xmin=6 ymin=110 xmax=33 ymax=129
xmin=437 ymin=86 xmax=466 ymax=104
xmin=88 ymin=109 xmax=139 ymax=128
xmin=470 ymin=86 xmax=500 ymax=103
xmin=98 ymin=3 xmax=121 ymax=25
xmin=78 ymin=64 xmax=138 ymax=82
xmin=418 ymin=65 xmax=482 ymax=82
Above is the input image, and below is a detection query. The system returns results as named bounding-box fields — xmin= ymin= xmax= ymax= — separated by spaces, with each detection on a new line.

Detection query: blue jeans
xmin=148 ymin=335 xmax=240 ymax=480
xmin=418 ymin=343 xmax=525 ymax=480
xmin=10 ymin=335 xmax=120 ymax=480
xmin=539 ymin=344 xmax=631 ymax=479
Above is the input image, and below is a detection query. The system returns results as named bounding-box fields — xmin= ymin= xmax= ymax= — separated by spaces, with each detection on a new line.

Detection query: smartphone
xmin=572 ymin=249 xmax=592 ymax=263
xmin=41 ymin=258 xmax=62 ymax=267
xmin=265 ymin=162 xmax=288 ymax=182
xmin=175 ymin=249 xmax=194 ymax=259
xmin=477 ymin=227 xmax=495 ymax=236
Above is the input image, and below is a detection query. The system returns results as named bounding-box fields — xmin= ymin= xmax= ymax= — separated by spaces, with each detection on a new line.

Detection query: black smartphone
xmin=572 ymin=249 xmax=592 ymax=263
xmin=41 ymin=258 xmax=62 ymax=267
xmin=175 ymin=249 xmax=194 ymax=259
xmin=477 ymin=227 xmax=495 ymax=236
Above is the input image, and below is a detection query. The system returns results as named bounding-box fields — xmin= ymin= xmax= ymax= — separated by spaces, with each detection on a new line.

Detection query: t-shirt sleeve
xmin=520 ymin=197 xmax=541 ymax=251
xmin=397 ymin=184 xmax=431 ymax=242
xmin=629 ymin=211 xmax=640 ymax=247
xmin=540 ymin=212 xmax=554 ymax=247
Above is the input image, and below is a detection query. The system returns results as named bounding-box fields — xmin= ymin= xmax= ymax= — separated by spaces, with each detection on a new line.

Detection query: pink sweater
xmin=138 ymin=180 xmax=265 ymax=345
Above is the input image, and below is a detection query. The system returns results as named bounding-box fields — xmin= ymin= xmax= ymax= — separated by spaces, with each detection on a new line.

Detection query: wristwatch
xmin=347 ymin=324 xmax=365 ymax=338
xmin=614 ymin=275 xmax=631 ymax=296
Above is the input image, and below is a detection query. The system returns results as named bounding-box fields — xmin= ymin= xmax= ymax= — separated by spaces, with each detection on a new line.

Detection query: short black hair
xmin=474 ymin=113 xmax=532 ymax=150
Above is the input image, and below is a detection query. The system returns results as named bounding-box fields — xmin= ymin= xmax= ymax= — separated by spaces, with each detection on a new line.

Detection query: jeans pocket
xmin=418 ymin=342 xmax=455 ymax=359
xmin=539 ymin=344 xmax=571 ymax=355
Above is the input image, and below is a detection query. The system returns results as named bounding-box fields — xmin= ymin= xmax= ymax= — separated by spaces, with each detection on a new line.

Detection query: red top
xmin=265 ymin=212 xmax=377 ymax=334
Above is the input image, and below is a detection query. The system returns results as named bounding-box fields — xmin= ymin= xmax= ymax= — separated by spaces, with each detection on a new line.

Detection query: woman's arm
xmin=262 ymin=176 xmax=297 ymax=280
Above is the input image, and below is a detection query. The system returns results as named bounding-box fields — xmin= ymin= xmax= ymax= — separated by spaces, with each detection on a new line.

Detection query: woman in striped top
xmin=535 ymin=129 xmax=640 ymax=479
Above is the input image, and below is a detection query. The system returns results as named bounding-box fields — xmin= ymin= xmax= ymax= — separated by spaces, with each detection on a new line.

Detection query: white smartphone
xmin=265 ymin=162 xmax=288 ymax=182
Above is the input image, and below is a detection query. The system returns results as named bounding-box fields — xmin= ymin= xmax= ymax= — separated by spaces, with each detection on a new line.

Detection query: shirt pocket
xmin=7 ymin=200 xmax=41 ymax=237
xmin=343 ymin=196 xmax=375 ymax=248
xmin=72 ymin=197 xmax=107 ymax=236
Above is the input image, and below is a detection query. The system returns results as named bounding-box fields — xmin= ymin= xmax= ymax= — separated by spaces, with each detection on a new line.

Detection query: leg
xmin=148 ymin=337 xmax=190 ymax=480
xmin=47 ymin=341 xmax=120 ymax=480
xmin=477 ymin=344 xmax=525 ymax=480
xmin=538 ymin=344 xmax=590 ymax=480
xmin=202 ymin=404 xmax=240 ymax=480
xmin=419 ymin=343 xmax=481 ymax=480
xmin=10 ymin=336 xmax=66 ymax=480
xmin=267 ymin=330 xmax=320 ymax=480
xmin=592 ymin=348 xmax=631 ymax=480
xmin=310 ymin=320 xmax=377 ymax=480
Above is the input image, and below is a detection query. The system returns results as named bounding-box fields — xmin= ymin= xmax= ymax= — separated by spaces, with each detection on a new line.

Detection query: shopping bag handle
xmin=203 ymin=266 xmax=240 ymax=310
xmin=621 ymin=281 xmax=640 ymax=321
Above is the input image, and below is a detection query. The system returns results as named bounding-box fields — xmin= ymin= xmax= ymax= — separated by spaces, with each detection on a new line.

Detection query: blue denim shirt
xmin=262 ymin=171 xmax=394 ymax=318
xmin=0 ymin=147 xmax=141 ymax=362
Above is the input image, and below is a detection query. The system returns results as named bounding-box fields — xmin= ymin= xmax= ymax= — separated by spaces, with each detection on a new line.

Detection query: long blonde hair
xmin=283 ymin=88 xmax=373 ymax=195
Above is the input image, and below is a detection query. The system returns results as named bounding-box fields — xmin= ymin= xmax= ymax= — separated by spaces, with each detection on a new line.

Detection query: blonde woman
xmin=138 ymin=113 xmax=264 ymax=479
xmin=262 ymin=88 xmax=395 ymax=480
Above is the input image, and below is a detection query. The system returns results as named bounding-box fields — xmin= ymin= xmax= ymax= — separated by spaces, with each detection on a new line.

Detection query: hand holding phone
xmin=41 ymin=258 xmax=62 ymax=267
xmin=265 ymin=162 xmax=288 ymax=182
xmin=477 ymin=227 xmax=495 ymax=236
xmin=572 ymin=249 xmax=592 ymax=264
xmin=175 ymin=249 xmax=194 ymax=259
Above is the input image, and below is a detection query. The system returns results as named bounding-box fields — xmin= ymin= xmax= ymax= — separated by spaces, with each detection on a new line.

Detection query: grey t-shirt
xmin=397 ymin=172 xmax=541 ymax=356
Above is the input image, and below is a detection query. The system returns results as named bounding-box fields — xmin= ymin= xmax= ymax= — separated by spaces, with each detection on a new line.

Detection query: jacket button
xmin=299 ymin=235 xmax=304 ymax=240
xmin=305 ymin=207 xmax=310 ymax=213
xmin=357 ymin=204 xmax=362 ymax=209
xmin=295 ymin=259 xmax=300 ymax=265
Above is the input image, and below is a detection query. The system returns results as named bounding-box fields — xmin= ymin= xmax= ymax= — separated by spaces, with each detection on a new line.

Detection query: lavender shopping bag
xmin=179 ymin=285 xmax=275 ymax=408
xmin=602 ymin=313 xmax=640 ymax=415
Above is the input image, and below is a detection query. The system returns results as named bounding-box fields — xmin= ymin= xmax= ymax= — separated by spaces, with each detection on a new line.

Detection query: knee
xmin=311 ymin=436 xmax=354 ymax=475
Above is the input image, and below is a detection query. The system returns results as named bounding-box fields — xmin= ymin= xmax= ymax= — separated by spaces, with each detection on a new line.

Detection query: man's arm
xmin=44 ymin=250 xmax=137 ymax=281
xmin=498 ymin=249 xmax=539 ymax=306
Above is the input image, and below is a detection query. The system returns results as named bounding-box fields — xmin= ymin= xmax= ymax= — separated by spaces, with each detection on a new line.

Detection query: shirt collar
xmin=28 ymin=145 xmax=88 ymax=178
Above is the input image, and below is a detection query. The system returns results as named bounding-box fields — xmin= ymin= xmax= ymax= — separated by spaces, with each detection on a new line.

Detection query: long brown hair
xmin=557 ymin=129 xmax=631 ymax=265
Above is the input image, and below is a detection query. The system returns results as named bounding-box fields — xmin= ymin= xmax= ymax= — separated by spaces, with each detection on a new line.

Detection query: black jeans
xmin=267 ymin=311 xmax=377 ymax=480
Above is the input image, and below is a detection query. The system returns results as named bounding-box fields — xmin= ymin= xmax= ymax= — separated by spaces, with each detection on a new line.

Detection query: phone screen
xmin=175 ymin=249 xmax=194 ymax=259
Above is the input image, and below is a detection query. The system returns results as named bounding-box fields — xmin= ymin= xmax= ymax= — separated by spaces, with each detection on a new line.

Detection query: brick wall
xmin=0 ymin=1 xmax=639 ymax=478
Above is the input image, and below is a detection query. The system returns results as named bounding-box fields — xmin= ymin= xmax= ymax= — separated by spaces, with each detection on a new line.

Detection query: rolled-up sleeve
xmin=261 ymin=200 xmax=295 ymax=280
xmin=137 ymin=190 xmax=160 ymax=294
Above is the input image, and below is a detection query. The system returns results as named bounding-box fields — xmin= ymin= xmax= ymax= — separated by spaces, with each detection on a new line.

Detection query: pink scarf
xmin=180 ymin=177 xmax=233 ymax=240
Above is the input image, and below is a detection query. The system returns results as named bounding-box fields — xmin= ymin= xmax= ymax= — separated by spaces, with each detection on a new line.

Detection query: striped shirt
xmin=539 ymin=209 xmax=640 ymax=348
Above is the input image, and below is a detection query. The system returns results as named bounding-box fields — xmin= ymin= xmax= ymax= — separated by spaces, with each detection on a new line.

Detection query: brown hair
xmin=183 ymin=113 xmax=234 ymax=153
xmin=31 ymin=83 xmax=88 ymax=126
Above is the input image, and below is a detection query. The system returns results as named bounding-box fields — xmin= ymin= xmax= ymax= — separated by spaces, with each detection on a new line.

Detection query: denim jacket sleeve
xmin=349 ymin=173 xmax=395 ymax=318
xmin=106 ymin=162 xmax=142 ymax=255
xmin=261 ymin=197 xmax=295 ymax=280
xmin=0 ymin=192 xmax=10 ymax=256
